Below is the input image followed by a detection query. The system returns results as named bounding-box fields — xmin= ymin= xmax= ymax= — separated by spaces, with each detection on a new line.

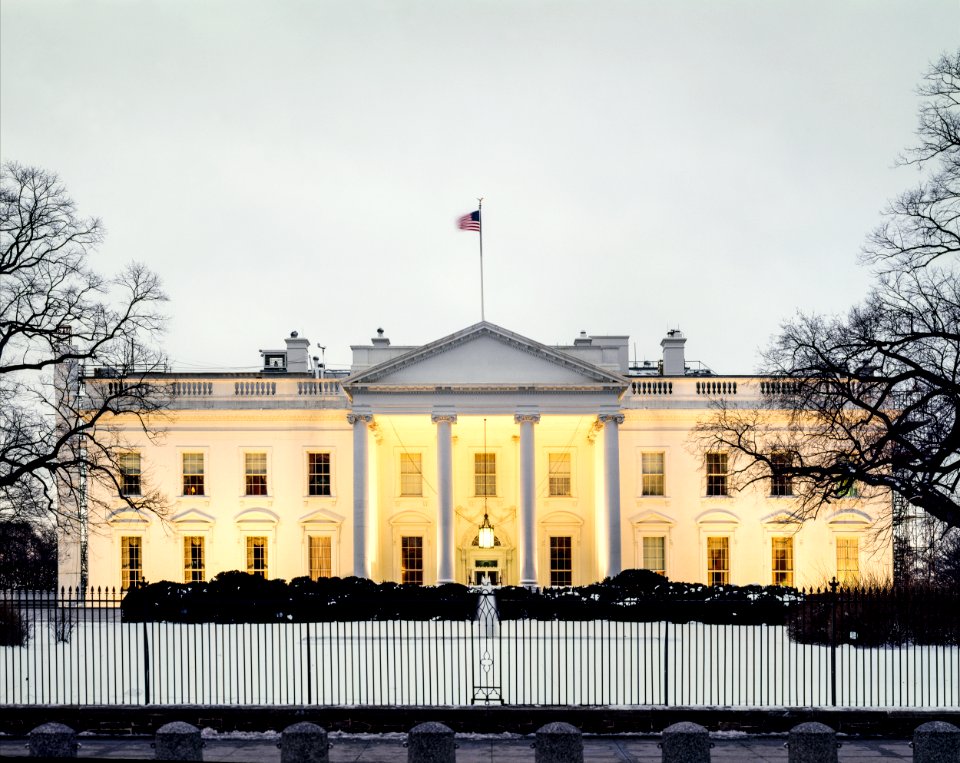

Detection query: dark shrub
xmin=0 ymin=601 xmax=27 ymax=646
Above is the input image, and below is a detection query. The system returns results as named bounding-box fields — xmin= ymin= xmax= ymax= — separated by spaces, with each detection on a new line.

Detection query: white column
xmin=433 ymin=412 xmax=457 ymax=584
xmin=599 ymin=413 xmax=624 ymax=579
xmin=348 ymin=412 xmax=373 ymax=578
xmin=516 ymin=412 xmax=540 ymax=587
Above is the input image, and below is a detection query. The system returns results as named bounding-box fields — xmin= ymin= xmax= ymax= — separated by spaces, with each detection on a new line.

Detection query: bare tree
xmin=699 ymin=52 xmax=960 ymax=531
xmin=0 ymin=162 xmax=169 ymax=532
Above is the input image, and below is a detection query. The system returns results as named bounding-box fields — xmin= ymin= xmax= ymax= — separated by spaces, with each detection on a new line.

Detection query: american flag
xmin=457 ymin=210 xmax=481 ymax=231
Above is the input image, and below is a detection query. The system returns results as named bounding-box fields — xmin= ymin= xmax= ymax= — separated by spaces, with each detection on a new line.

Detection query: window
xmin=641 ymin=536 xmax=666 ymax=576
xmin=771 ymin=536 xmax=794 ymax=586
xmin=548 ymin=453 xmax=571 ymax=497
xmin=183 ymin=536 xmax=205 ymax=583
xmin=246 ymin=536 xmax=268 ymax=578
xmin=120 ymin=536 xmax=143 ymax=590
xmin=400 ymin=536 xmax=423 ymax=585
xmin=641 ymin=452 xmax=665 ymax=496
xmin=835 ymin=478 xmax=860 ymax=498
xmin=770 ymin=452 xmax=794 ymax=497
xmin=400 ymin=453 xmax=422 ymax=496
xmin=309 ymin=536 xmax=332 ymax=580
xmin=836 ymin=537 xmax=860 ymax=586
xmin=182 ymin=453 xmax=205 ymax=496
xmin=119 ymin=452 xmax=142 ymax=496
xmin=706 ymin=453 xmax=728 ymax=497
xmin=308 ymin=453 xmax=331 ymax=496
xmin=244 ymin=452 xmax=268 ymax=496
xmin=706 ymin=536 xmax=729 ymax=585
xmin=474 ymin=453 xmax=496 ymax=497
xmin=549 ymin=536 xmax=573 ymax=587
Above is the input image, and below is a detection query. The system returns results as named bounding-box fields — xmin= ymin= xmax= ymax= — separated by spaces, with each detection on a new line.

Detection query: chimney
xmin=284 ymin=331 xmax=311 ymax=373
xmin=372 ymin=327 xmax=390 ymax=347
xmin=660 ymin=329 xmax=686 ymax=376
xmin=574 ymin=330 xmax=592 ymax=346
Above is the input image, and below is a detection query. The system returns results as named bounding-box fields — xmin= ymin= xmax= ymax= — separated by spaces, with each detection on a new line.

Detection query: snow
xmin=2 ymin=614 xmax=957 ymax=708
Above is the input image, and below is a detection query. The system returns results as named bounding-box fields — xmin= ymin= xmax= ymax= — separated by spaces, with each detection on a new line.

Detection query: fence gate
xmin=471 ymin=579 xmax=502 ymax=704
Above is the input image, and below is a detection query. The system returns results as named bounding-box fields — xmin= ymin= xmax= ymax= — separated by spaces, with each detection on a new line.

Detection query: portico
xmin=341 ymin=322 xmax=629 ymax=587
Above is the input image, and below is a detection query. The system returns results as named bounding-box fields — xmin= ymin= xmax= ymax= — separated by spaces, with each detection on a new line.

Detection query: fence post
xmin=142 ymin=620 xmax=151 ymax=706
xmin=306 ymin=621 xmax=312 ymax=705
xmin=829 ymin=577 xmax=838 ymax=707
xmin=662 ymin=619 xmax=670 ymax=706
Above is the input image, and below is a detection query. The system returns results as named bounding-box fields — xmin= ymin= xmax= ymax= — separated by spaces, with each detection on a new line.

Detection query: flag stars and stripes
xmin=457 ymin=210 xmax=481 ymax=231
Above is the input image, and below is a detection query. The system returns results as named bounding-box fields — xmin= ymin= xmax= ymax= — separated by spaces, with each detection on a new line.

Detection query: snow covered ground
xmin=2 ymin=613 xmax=957 ymax=708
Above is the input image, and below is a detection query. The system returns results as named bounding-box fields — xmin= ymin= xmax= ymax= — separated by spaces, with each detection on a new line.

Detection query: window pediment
xmin=107 ymin=507 xmax=150 ymax=527
xmin=696 ymin=508 xmax=740 ymax=527
xmin=629 ymin=509 xmax=675 ymax=526
xmin=235 ymin=507 xmax=279 ymax=530
xmin=171 ymin=507 xmax=215 ymax=529
xmin=827 ymin=508 xmax=873 ymax=528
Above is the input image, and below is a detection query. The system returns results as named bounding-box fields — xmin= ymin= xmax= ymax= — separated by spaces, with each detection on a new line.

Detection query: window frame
xmin=640 ymin=534 xmax=667 ymax=576
xmin=308 ymin=534 xmax=333 ymax=580
xmin=244 ymin=451 xmax=269 ymax=497
xmin=705 ymin=452 xmax=728 ymax=497
xmin=246 ymin=535 xmax=269 ymax=578
xmin=399 ymin=452 xmax=423 ymax=497
xmin=118 ymin=452 xmax=142 ymax=497
xmin=770 ymin=452 xmax=794 ymax=497
xmin=706 ymin=535 xmax=730 ymax=586
xmin=547 ymin=452 xmax=572 ymax=497
xmin=474 ymin=452 xmax=497 ymax=497
xmin=183 ymin=535 xmax=206 ymax=583
xmin=640 ymin=451 xmax=666 ymax=497
xmin=771 ymin=535 xmax=794 ymax=587
xmin=836 ymin=536 xmax=861 ymax=587
xmin=120 ymin=535 xmax=144 ymax=590
xmin=548 ymin=535 xmax=573 ymax=587
xmin=306 ymin=451 xmax=333 ymax=497
xmin=400 ymin=535 xmax=424 ymax=585
xmin=181 ymin=452 xmax=206 ymax=497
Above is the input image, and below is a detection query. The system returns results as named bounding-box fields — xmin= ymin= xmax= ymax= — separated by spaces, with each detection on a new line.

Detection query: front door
xmin=472 ymin=558 xmax=500 ymax=585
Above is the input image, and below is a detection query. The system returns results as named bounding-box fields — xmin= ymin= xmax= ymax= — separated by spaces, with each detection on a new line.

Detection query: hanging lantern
xmin=478 ymin=512 xmax=495 ymax=549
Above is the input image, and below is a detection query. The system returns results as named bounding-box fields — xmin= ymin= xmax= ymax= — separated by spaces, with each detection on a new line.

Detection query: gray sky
xmin=2 ymin=1 xmax=957 ymax=373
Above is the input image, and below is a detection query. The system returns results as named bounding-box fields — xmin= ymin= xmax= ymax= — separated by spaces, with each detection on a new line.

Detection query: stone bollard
xmin=534 ymin=722 xmax=583 ymax=763
xmin=406 ymin=722 xmax=456 ymax=763
xmin=28 ymin=722 xmax=78 ymax=758
xmin=660 ymin=722 xmax=711 ymax=763
xmin=913 ymin=721 xmax=960 ymax=763
xmin=787 ymin=722 xmax=838 ymax=763
xmin=155 ymin=721 xmax=203 ymax=761
xmin=280 ymin=721 xmax=329 ymax=763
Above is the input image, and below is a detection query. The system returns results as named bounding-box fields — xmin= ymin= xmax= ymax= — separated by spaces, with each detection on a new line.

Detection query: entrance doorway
xmin=472 ymin=558 xmax=499 ymax=585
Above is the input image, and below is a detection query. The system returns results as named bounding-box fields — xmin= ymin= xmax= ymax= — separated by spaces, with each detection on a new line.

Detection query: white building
xmin=60 ymin=322 xmax=892 ymax=591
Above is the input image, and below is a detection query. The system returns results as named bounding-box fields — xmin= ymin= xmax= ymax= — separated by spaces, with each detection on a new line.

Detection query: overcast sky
xmin=2 ymin=1 xmax=957 ymax=374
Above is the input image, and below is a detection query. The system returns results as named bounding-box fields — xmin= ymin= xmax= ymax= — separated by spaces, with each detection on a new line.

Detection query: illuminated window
xmin=549 ymin=536 xmax=573 ymax=587
xmin=641 ymin=536 xmax=666 ymax=576
xmin=246 ymin=536 xmax=268 ymax=578
xmin=706 ymin=453 xmax=728 ymax=497
xmin=548 ymin=453 xmax=571 ymax=497
xmin=771 ymin=536 xmax=794 ymax=586
xmin=836 ymin=537 xmax=860 ymax=586
xmin=244 ymin=452 xmax=268 ymax=496
xmin=770 ymin=452 xmax=794 ymax=497
xmin=400 ymin=453 xmax=422 ymax=496
xmin=401 ymin=536 xmax=423 ymax=585
xmin=474 ymin=453 xmax=496 ymax=497
xmin=121 ymin=536 xmax=143 ymax=590
xmin=641 ymin=452 xmax=665 ymax=496
xmin=835 ymin=479 xmax=860 ymax=498
xmin=707 ymin=536 xmax=729 ymax=585
xmin=308 ymin=453 xmax=331 ymax=496
xmin=183 ymin=536 xmax=205 ymax=583
xmin=309 ymin=536 xmax=332 ymax=580
xmin=119 ymin=452 xmax=141 ymax=496
xmin=182 ymin=453 xmax=205 ymax=496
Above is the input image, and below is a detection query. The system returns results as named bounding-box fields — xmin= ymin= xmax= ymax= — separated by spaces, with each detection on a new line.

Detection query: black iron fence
xmin=1 ymin=585 xmax=958 ymax=708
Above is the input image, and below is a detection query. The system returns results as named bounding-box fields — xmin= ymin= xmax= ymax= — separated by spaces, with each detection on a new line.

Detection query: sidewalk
xmin=0 ymin=733 xmax=914 ymax=761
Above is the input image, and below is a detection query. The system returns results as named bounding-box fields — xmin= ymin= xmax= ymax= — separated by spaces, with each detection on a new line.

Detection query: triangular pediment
xmin=343 ymin=322 xmax=626 ymax=391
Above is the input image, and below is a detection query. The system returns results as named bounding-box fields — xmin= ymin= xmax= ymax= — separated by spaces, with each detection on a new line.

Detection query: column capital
xmin=431 ymin=413 xmax=458 ymax=424
xmin=514 ymin=413 xmax=541 ymax=424
xmin=598 ymin=413 xmax=625 ymax=425
xmin=347 ymin=412 xmax=374 ymax=425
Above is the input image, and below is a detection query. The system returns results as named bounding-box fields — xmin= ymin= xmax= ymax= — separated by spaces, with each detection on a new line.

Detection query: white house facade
xmin=60 ymin=322 xmax=893 ymax=591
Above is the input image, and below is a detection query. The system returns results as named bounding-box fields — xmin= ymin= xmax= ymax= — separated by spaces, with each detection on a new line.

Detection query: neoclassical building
xmin=60 ymin=322 xmax=892 ymax=591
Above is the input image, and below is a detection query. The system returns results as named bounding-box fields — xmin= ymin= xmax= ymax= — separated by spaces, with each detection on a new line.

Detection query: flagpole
xmin=478 ymin=197 xmax=485 ymax=322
